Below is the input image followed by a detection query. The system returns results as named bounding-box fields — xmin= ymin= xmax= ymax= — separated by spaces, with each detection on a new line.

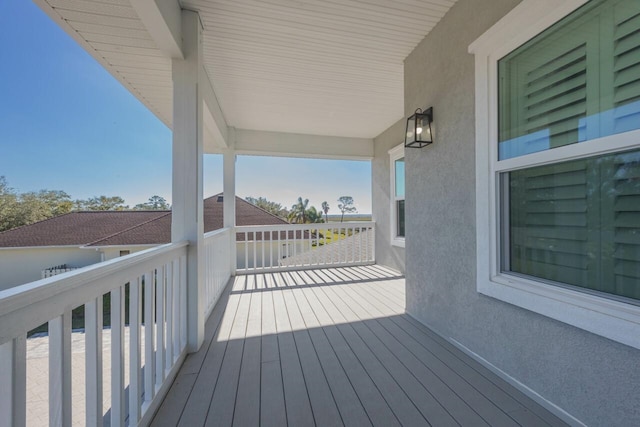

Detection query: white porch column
xmin=223 ymin=149 xmax=237 ymax=275
xmin=171 ymin=9 xmax=204 ymax=352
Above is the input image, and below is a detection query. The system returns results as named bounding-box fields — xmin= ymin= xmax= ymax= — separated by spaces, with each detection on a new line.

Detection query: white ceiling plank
xmin=37 ymin=0 xmax=458 ymax=140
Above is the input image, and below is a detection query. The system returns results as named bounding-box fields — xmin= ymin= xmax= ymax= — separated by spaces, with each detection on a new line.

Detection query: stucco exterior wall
xmin=0 ymin=247 xmax=102 ymax=291
xmin=402 ymin=0 xmax=640 ymax=425
xmin=372 ymin=119 xmax=406 ymax=273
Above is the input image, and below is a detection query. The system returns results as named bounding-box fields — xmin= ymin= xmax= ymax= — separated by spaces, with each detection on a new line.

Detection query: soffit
xmin=35 ymin=0 xmax=457 ymax=139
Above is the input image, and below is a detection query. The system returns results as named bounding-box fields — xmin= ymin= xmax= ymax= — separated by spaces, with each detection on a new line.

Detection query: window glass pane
xmin=498 ymin=0 xmax=640 ymax=160
xmin=505 ymin=148 xmax=640 ymax=302
xmin=395 ymin=158 xmax=405 ymax=197
xmin=397 ymin=200 xmax=405 ymax=237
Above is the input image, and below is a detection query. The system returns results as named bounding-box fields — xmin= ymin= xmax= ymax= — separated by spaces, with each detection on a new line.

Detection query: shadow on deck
xmin=152 ymin=265 xmax=567 ymax=427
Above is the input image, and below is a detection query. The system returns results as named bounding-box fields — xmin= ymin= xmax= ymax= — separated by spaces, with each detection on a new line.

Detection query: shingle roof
xmin=0 ymin=195 xmax=288 ymax=248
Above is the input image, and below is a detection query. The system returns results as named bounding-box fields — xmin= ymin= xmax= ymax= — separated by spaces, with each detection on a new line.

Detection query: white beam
xmin=201 ymin=67 xmax=229 ymax=151
xmin=223 ymin=149 xmax=237 ymax=276
xmin=171 ymin=10 xmax=205 ymax=352
xmin=130 ymin=0 xmax=183 ymax=59
xmin=231 ymin=129 xmax=374 ymax=160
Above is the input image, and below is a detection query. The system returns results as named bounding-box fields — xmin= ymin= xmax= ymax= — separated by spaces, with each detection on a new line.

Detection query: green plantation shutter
xmin=519 ymin=38 xmax=589 ymax=149
xmin=607 ymin=152 xmax=640 ymax=299
xmin=498 ymin=0 xmax=640 ymax=160
xmin=613 ymin=3 xmax=640 ymax=133
xmin=509 ymin=160 xmax=594 ymax=289
xmin=508 ymin=149 xmax=640 ymax=301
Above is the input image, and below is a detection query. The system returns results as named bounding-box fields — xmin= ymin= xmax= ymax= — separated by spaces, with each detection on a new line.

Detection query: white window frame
xmin=470 ymin=0 xmax=640 ymax=350
xmin=389 ymin=143 xmax=405 ymax=248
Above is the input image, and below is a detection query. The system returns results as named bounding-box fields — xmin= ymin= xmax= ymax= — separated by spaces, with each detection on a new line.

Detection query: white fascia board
xmin=201 ymin=67 xmax=230 ymax=150
xmin=0 ymin=245 xmax=84 ymax=251
xmin=231 ymin=129 xmax=374 ymax=160
xmin=130 ymin=0 xmax=183 ymax=59
xmin=79 ymin=244 xmax=159 ymax=250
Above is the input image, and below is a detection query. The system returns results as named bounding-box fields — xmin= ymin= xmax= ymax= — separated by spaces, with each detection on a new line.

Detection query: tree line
xmin=0 ymin=176 xmax=170 ymax=233
xmin=245 ymin=195 xmax=357 ymax=224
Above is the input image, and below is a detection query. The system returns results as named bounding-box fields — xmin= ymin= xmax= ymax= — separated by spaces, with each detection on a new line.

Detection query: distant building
xmin=0 ymin=195 xmax=289 ymax=290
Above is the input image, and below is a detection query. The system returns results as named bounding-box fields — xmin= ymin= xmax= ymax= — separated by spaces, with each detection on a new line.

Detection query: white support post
xmin=223 ymin=149 xmax=237 ymax=275
xmin=171 ymin=9 xmax=205 ymax=353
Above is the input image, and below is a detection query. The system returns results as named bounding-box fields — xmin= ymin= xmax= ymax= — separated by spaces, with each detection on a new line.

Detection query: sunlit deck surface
xmin=152 ymin=266 xmax=567 ymax=427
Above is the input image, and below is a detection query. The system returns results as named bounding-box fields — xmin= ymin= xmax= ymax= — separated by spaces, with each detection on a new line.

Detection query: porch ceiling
xmin=34 ymin=0 xmax=457 ymax=143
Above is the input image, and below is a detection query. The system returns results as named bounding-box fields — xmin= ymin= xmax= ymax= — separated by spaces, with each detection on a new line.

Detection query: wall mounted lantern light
xmin=405 ymin=107 xmax=433 ymax=148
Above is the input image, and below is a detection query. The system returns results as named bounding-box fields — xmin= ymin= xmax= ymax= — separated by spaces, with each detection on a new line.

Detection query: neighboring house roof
xmin=0 ymin=195 xmax=288 ymax=248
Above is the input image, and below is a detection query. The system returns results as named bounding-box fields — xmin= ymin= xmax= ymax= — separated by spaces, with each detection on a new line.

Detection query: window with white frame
xmin=389 ymin=143 xmax=405 ymax=247
xmin=471 ymin=0 xmax=640 ymax=349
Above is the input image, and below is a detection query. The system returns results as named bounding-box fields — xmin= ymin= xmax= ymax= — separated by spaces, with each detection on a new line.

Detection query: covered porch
xmin=153 ymin=266 xmax=565 ymax=427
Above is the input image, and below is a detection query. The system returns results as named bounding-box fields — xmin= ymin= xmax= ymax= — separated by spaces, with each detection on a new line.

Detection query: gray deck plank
xmin=291 ymin=287 xmax=373 ymax=427
xmin=175 ymin=284 xmax=242 ymax=427
xmin=304 ymin=284 xmax=401 ymax=427
xmin=344 ymin=282 xmax=531 ymax=427
xmin=324 ymin=283 xmax=459 ymax=427
xmin=259 ymin=289 xmax=287 ymax=427
xmin=282 ymin=289 xmax=344 ymax=427
xmin=153 ymin=266 xmax=568 ymax=427
xmin=204 ymin=287 xmax=252 ymax=427
xmin=272 ymin=289 xmax=315 ymax=427
xmin=355 ymin=280 xmax=564 ymax=426
xmin=312 ymin=284 xmax=430 ymax=427
xmin=232 ymin=290 xmax=262 ymax=427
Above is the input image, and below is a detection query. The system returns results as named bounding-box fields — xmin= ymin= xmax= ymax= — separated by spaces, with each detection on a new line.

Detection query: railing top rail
xmin=0 ymin=241 xmax=188 ymax=341
xmin=235 ymin=221 xmax=375 ymax=232
xmin=204 ymin=227 xmax=232 ymax=240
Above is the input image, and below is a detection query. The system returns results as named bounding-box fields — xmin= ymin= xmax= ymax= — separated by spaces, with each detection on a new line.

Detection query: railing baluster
xmin=260 ymin=231 xmax=265 ymax=268
xmin=129 ymin=277 xmax=142 ymax=425
xmin=244 ymin=233 xmax=249 ymax=271
xmin=85 ymin=297 xmax=103 ymax=427
xmin=252 ymin=231 xmax=257 ymax=272
xmin=180 ymin=255 xmax=187 ymax=350
xmin=0 ymin=336 xmax=26 ymax=427
xmin=144 ymin=270 xmax=155 ymax=408
xmin=49 ymin=311 xmax=72 ymax=427
xmin=352 ymin=227 xmax=356 ymax=263
xmin=155 ymin=266 xmax=166 ymax=390
xmin=111 ymin=286 xmax=125 ymax=427
xmin=269 ymin=231 xmax=274 ymax=269
xmin=172 ymin=258 xmax=181 ymax=360
xmin=165 ymin=262 xmax=174 ymax=372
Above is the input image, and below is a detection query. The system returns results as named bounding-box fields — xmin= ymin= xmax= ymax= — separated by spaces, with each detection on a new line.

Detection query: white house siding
xmin=373 ymin=119 xmax=406 ymax=274
xmin=100 ymin=246 xmax=157 ymax=261
xmin=401 ymin=0 xmax=640 ymax=425
xmin=0 ymin=247 xmax=101 ymax=291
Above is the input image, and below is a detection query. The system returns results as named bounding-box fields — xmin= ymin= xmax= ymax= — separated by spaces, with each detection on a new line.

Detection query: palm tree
xmin=306 ymin=206 xmax=324 ymax=223
xmin=289 ymin=197 xmax=309 ymax=223
xmin=321 ymin=201 xmax=330 ymax=223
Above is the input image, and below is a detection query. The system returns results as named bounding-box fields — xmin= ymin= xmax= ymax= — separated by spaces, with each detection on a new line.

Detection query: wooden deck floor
xmin=152 ymin=266 xmax=567 ymax=427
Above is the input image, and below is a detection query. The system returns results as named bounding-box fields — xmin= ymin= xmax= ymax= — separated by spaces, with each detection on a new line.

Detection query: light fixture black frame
xmin=404 ymin=107 xmax=434 ymax=148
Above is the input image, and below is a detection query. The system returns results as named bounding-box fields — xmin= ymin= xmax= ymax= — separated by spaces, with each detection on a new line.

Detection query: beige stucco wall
xmin=0 ymin=247 xmax=101 ymax=291
xmin=372 ymin=118 xmax=406 ymax=273
xmin=400 ymin=0 xmax=640 ymax=425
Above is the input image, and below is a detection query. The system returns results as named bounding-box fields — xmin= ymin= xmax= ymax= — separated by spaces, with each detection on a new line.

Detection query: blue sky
xmin=0 ymin=0 xmax=372 ymax=214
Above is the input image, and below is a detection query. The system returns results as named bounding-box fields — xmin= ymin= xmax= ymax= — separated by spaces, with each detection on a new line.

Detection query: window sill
xmin=391 ymin=237 xmax=405 ymax=248
xmin=478 ymin=274 xmax=640 ymax=350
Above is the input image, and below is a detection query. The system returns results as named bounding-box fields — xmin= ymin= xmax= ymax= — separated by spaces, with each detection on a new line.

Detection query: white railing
xmin=203 ymin=227 xmax=232 ymax=319
xmin=236 ymin=221 xmax=375 ymax=274
xmin=0 ymin=242 xmax=188 ymax=427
